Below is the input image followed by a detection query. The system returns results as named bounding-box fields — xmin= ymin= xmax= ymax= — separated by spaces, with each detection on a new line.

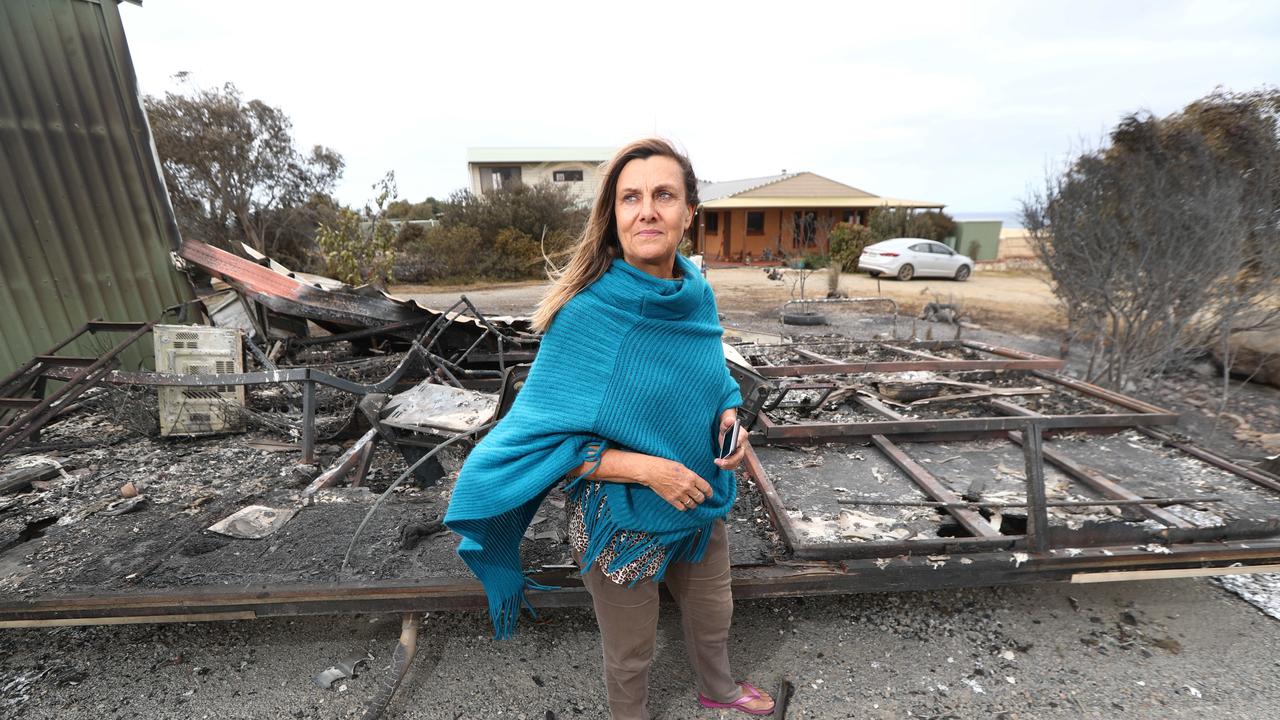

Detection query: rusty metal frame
xmin=29 ymin=298 xmax=535 ymax=463
xmin=751 ymin=339 xmax=1065 ymax=377
xmin=732 ymin=340 xmax=1280 ymax=566
xmin=762 ymin=382 xmax=838 ymax=412
xmin=746 ymin=340 xmax=1179 ymax=443
xmin=740 ymin=423 xmax=1280 ymax=563
xmin=0 ymin=319 xmax=156 ymax=457
xmin=5 ymin=537 xmax=1280 ymax=627
xmin=5 ymin=340 xmax=1280 ymax=628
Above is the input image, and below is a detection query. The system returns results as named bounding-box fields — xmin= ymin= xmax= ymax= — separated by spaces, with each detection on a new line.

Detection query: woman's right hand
xmin=575 ymin=449 xmax=714 ymax=512
xmin=634 ymin=455 xmax=715 ymax=512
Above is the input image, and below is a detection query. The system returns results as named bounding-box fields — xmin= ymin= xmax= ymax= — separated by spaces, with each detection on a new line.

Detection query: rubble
xmin=0 ymin=264 xmax=1278 ymax=646
xmin=207 ymin=505 xmax=298 ymax=539
xmin=0 ymin=457 xmax=64 ymax=495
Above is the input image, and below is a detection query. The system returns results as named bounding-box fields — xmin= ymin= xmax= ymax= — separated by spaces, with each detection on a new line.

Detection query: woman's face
xmin=614 ymin=156 xmax=693 ymax=278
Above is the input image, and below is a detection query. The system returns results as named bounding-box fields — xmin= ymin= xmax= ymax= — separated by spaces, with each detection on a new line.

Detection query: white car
xmin=857 ymin=238 xmax=974 ymax=281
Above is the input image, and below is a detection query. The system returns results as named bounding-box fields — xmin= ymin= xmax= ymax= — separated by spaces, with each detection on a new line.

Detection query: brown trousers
xmin=577 ymin=520 xmax=740 ymax=720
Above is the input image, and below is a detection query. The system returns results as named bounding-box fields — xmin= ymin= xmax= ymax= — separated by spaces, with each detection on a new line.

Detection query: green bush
xmin=828 ymin=222 xmax=873 ymax=271
xmin=485 ymin=227 xmax=543 ymax=280
xmin=316 ymin=207 xmax=396 ymax=286
xmin=867 ymin=207 xmax=956 ymax=243
xmin=394 ymin=221 xmax=429 ymax=248
xmin=916 ymin=210 xmax=956 ymax=242
xmin=440 ymin=181 xmax=587 ymax=246
xmin=386 ymin=181 xmax=587 ymax=283
xmin=317 ymin=173 xmax=397 ymax=286
xmin=403 ymin=224 xmax=484 ymax=282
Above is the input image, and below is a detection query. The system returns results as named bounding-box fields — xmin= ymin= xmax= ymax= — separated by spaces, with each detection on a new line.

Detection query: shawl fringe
xmin=570 ymin=477 xmax=714 ymax=588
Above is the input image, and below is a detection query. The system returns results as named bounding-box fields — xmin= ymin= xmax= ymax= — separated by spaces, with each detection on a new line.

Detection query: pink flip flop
xmin=698 ymin=681 xmax=775 ymax=716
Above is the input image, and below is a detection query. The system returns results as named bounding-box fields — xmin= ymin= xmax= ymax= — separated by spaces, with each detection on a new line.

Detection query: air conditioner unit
xmin=154 ymin=325 xmax=245 ymax=436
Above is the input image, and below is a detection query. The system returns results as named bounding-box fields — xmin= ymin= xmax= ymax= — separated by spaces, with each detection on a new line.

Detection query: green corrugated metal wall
xmin=953 ymin=221 xmax=1003 ymax=262
xmin=0 ymin=0 xmax=193 ymax=377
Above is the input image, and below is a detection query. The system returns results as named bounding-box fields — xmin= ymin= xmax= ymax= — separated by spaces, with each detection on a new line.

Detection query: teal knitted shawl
xmin=445 ymin=254 xmax=741 ymax=638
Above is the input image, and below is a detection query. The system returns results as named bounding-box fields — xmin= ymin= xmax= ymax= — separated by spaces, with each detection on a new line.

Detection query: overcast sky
xmin=120 ymin=0 xmax=1278 ymax=216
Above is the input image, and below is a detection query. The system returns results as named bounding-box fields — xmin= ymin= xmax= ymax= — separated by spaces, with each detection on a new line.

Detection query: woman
xmin=446 ymin=139 xmax=774 ymax=718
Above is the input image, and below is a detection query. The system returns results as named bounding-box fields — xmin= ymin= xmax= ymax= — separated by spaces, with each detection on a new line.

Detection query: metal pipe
xmin=301 ymin=381 xmax=316 ymax=464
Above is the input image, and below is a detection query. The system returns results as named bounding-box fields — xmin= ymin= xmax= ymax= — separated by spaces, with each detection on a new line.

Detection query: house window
xmin=485 ymin=166 xmax=522 ymax=191
xmin=704 ymin=211 xmax=719 ymax=234
xmin=842 ymin=210 xmax=855 ymax=223
xmin=746 ymin=211 xmax=765 ymax=235
xmin=793 ymin=211 xmax=816 ymax=247
xmin=553 ymin=170 xmax=584 ymax=182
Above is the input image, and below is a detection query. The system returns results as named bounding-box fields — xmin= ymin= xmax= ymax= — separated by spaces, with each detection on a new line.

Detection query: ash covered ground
xmin=4 ymin=277 xmax=1280 ymax=719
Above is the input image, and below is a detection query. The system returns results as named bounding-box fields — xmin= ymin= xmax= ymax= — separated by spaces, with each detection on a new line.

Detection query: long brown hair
xmin=530 ymin=138 xmax=700 ymax=332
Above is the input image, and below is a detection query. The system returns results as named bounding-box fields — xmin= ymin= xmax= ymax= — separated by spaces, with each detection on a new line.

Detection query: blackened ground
xmin=3 ymin=579 xmax=1280 ymax=719
xmin=3 ymin=272 xmax=1280 ymax=719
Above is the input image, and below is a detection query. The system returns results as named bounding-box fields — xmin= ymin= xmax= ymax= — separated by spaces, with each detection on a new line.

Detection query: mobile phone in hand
xmin=718 ymin=418 xmax=741 ymax=459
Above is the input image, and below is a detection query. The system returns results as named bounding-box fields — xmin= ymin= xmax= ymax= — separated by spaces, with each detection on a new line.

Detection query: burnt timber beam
xmin=792 ymin=348 xmax=843 ymax=365
xmin=785 ymin=536 xmax=1023 ymax=561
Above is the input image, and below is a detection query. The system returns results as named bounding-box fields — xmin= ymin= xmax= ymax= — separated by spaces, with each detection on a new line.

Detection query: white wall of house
xmin=468 ymin=160 xmax=606 ymax=204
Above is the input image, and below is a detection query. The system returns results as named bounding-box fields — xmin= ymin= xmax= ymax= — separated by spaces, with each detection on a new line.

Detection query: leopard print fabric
xmin=567 ymin=484 xmax=666 ymax=586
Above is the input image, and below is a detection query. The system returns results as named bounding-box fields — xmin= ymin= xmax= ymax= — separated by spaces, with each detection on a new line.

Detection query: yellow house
xmin=695 ymin=172 xmax=944 ymax=261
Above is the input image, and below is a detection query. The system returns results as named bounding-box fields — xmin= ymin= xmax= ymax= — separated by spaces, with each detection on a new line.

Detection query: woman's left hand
xmin=713 ymin=409 xmax=748 ymax=471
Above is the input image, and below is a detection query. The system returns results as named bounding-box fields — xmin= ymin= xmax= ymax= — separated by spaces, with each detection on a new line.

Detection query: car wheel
xmin=954 ymin=265 xmax=971 ymax=282
xmin=868 ymin=271 xmax=881 ymax=278
xmin=896 ymin=264 xmax=914 ymax=281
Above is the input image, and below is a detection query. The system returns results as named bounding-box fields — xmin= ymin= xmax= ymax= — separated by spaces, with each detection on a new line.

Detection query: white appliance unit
xmin=154 ymin=325 xmax=245 ymax=436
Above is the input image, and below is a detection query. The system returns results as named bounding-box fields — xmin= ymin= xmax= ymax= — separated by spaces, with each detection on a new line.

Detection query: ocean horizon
xmin=949 ymin=211 xmax=1023 ymax=229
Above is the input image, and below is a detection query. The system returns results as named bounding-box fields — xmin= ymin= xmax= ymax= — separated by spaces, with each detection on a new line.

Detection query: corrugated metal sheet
xmin=0 ymin=0 xmax=193 ymax=377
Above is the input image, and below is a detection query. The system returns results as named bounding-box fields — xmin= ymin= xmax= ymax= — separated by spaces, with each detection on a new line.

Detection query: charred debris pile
xmin=4 ymin=243 xmax=1280 ymax=620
